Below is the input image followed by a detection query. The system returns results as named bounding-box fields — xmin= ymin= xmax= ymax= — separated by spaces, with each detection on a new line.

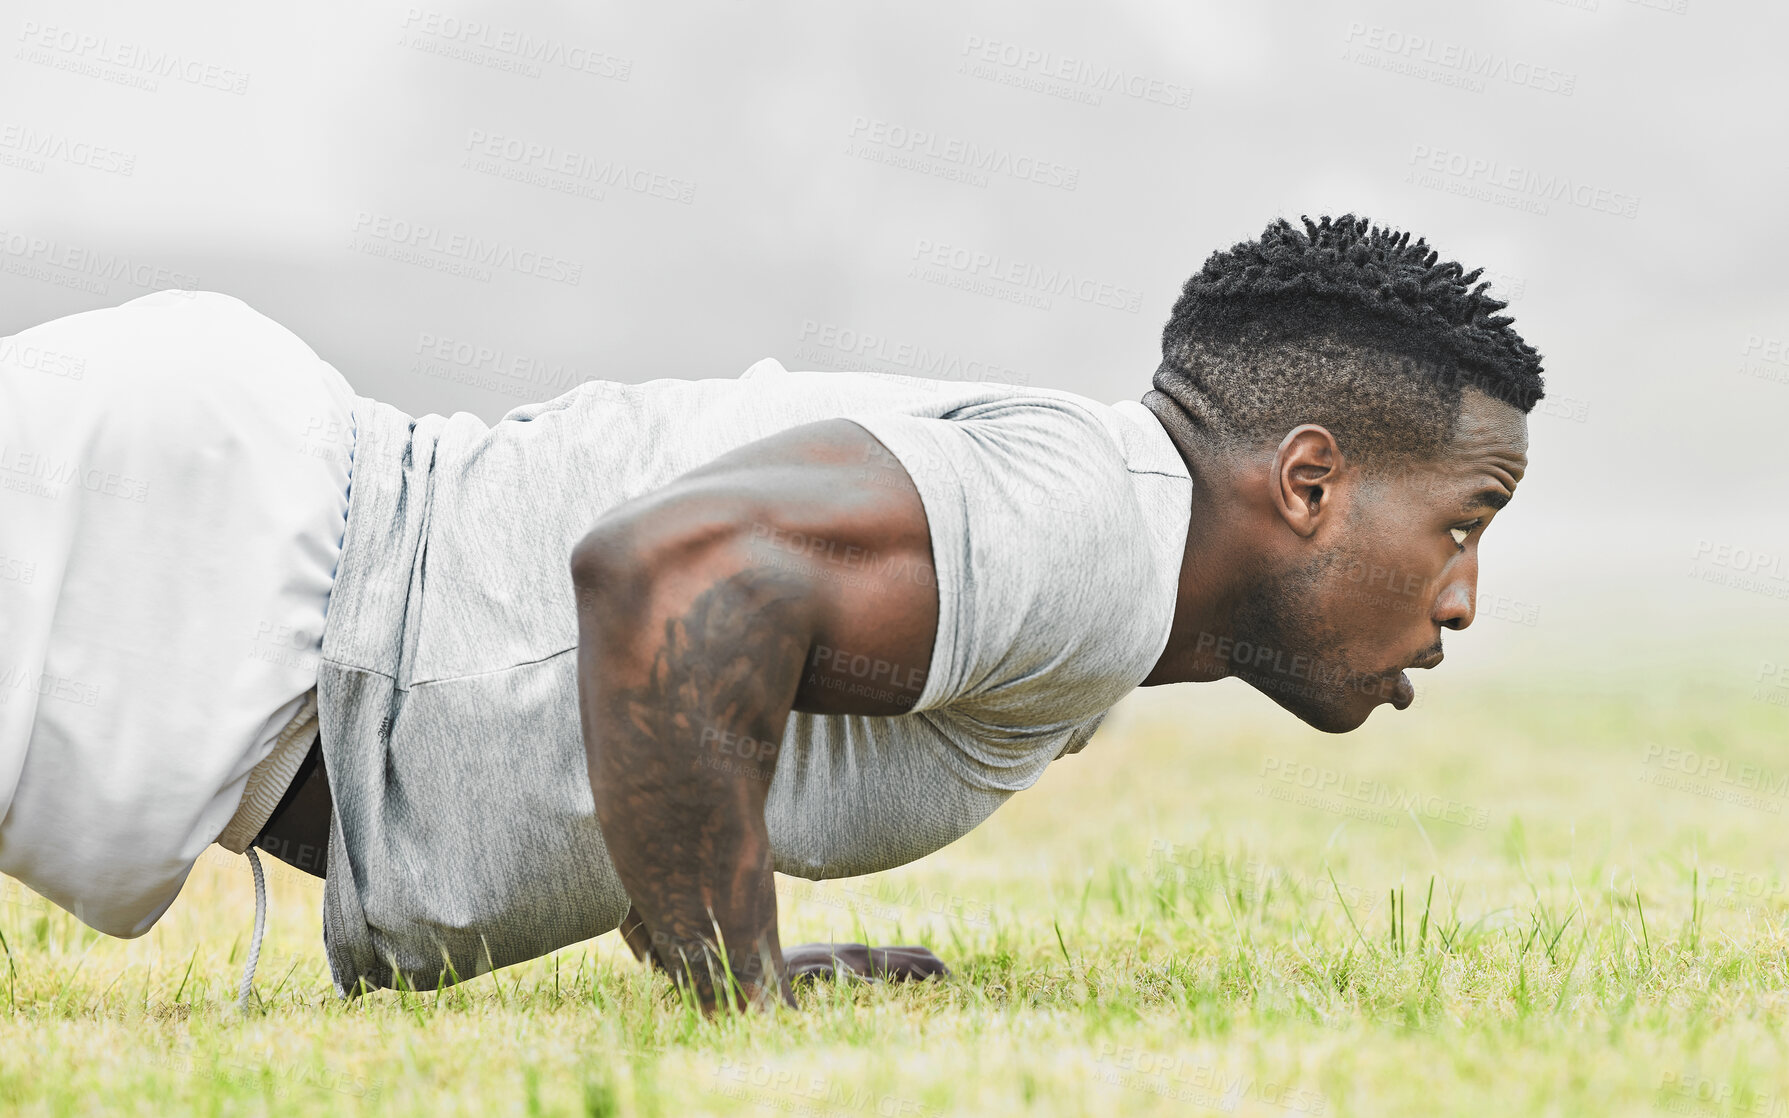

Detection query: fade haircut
xmin=1155 ymin=214 xmax=1545 ymax=468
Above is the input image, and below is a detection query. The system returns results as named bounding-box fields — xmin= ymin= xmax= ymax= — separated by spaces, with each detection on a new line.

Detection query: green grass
xmin=4 ymin=651 xmax=1789 ymax=1116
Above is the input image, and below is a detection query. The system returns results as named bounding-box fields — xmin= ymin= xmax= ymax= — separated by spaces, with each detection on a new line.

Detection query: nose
xmin=1434 ymin=555 xmax=1477 ymax=631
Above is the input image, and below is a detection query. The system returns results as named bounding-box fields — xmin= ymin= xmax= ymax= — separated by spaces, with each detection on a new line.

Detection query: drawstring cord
xmin=239 ymin=847 xmax=267 ymax=1015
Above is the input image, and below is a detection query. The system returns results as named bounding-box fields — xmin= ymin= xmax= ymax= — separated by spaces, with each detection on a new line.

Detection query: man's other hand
xmin=782 ymin=943 xmax=951 ymax=986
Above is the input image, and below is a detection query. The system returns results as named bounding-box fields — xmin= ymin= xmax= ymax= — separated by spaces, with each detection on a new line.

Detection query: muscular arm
xmin=568 ymin=419 xmax=939 ymax=1012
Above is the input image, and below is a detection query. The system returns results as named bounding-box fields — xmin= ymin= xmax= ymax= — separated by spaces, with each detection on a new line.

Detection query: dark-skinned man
xmin=0 ymin=215 xmax=1541 ymax=1012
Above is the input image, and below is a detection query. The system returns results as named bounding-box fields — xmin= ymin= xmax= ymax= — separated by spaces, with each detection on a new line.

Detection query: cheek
xmin=1325 ymin=537 xmax=1444 ymax=627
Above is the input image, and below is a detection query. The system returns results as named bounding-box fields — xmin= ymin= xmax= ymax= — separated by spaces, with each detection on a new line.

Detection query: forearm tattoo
xmin=579 ymin=563 xmax=812 ymax=1011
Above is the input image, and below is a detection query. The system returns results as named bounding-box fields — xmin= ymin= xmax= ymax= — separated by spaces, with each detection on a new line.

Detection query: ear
xmin=1270 ymin=424 xmax=1346 ymax=539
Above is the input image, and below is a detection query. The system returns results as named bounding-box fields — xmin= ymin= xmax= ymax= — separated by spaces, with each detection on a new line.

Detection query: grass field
xmin=4 ymin=643 xmax=1789 ymax=1116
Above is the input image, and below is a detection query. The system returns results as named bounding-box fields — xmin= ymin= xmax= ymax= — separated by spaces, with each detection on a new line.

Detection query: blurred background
xmin=1 ymin=0 xmax=1784 ymax=692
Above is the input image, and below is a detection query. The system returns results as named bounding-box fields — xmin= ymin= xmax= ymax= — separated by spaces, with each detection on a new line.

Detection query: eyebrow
xmin=1463 ymin=488 xmax=1512 ymax=514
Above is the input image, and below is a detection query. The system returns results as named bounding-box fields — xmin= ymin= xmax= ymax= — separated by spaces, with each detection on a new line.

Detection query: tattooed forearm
xmin=574 ymin=556 xmax=815 ymax=1012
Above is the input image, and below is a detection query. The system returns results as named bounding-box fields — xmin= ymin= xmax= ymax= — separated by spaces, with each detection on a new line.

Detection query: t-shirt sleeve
xmin=761 ymin=396 xmax=1187 ymax=874
xmin=843 ymin=398 xmax=1178 ymax=742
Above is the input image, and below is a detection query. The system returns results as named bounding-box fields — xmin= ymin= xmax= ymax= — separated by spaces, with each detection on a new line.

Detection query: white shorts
xmin=0 ymin=289 xmax=355 ymax=937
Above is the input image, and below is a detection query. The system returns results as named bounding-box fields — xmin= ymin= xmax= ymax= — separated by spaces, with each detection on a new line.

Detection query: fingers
xmin=866 ymin=946 xmax=951 ymax=981
xmin=780 ymin=943 xmax=951 ymax=985
xmin=783 ymin=943 xmax=867 ymax=984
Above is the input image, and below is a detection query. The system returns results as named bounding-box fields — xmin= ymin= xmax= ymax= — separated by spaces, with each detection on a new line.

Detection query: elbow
xmin=570 ymin=488 xmax=767 ymax=601
xmin=568 ymin=495 xmax=756 ymax=628
xmin=569 ymin=522 xmax=657 ymax=636
xmin=569 ymin=523 xmax=632 ymax=591
xmin=570 ymin=482 xmax=824 ymax=657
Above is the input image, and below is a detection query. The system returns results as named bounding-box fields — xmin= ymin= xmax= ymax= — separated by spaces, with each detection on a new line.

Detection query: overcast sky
xmin=3 ymin=0 xmax=1784 ymax=672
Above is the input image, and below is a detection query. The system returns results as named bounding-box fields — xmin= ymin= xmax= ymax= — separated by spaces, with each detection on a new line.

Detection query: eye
xmin=1449 ymin=521 xmax=1482 ymax=550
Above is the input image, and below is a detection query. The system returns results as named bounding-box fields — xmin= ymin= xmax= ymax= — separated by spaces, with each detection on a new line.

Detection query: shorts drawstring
xmin=239 ymin=847 xmax=267 ymax=1014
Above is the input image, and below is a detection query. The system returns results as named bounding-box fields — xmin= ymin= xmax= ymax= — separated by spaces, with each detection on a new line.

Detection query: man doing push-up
xmin=0 ymin=215 xmax=1542 ymax=1011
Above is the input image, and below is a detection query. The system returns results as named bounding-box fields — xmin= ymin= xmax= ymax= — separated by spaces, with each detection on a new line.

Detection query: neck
xmin=1137 ymin=390 xmax=1256 ymax=687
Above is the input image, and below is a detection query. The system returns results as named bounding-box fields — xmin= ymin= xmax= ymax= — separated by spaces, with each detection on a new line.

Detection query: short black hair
xmin=1155 ymin=214 xmax=1545 ymax=466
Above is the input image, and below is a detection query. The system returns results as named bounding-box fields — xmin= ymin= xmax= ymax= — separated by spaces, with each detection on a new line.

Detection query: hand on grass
xmin=781 ymin=943 xmax=951 ymax=986
xmin=619 ymin=905 xmax=947 ymax=1000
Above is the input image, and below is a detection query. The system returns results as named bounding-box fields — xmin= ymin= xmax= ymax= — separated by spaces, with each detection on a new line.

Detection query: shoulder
xmin=841 ymin=393 xmax=1187 ymax=724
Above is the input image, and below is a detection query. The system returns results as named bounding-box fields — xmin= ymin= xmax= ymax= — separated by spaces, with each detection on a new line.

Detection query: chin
xmin=1269 ymin=691 xmax=1377 ymax=734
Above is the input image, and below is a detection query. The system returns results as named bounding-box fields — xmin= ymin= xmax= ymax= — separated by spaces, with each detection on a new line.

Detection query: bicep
xmin=572 ymin=417 xmax=939 ymax=718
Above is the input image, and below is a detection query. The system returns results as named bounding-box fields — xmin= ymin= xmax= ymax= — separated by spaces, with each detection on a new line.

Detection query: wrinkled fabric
xmin=315 ymin=360 xmax=1190 ymax=993
xmin=0 ymin=290 xmax=352 ymax=937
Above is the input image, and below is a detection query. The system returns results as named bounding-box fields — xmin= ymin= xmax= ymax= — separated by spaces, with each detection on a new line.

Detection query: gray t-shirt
xmin=314 ymin=358 xmax=1191 ymax=992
